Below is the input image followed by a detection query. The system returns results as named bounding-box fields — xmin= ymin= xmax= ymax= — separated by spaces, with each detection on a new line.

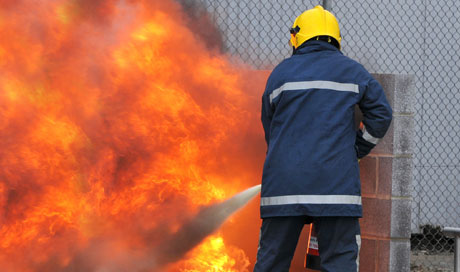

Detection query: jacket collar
xmin=293 ymin=40 xmax=342 ymax=55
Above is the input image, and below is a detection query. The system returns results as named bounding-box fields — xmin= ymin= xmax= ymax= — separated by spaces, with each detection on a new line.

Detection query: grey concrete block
xmin=391 ymin=198 xmax=412 ymax=239
xmin=393 ymin=115 xmax=414 ymax=155
xmin=394 ymin=74 xmax=415 ymax=114
xmin=373 ymin=115 xmax=414 ymax=156
xmin=378 ymin=156 xmax=413 ymax=197
xmin=391 ymin=157 xmax=413 ymax=197
xmin=372 ymin=73 xmax=396 ymax=109
xmin=369 ymin=74 xmax=415 ymax=156
xmin=373 ymin=120 xmax=394 ymax=155
xmin=389 ymin=240 xmax=411 ymax=272
xmin=378 ymin=157 xmax=393 ymax=195
xmin=373 ymin=73 xmax=416 ymax=114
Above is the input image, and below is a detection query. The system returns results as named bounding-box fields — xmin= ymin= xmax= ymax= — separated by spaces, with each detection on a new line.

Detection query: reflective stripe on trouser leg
xmin=356 ymin=234 xmax=361 ymax=272
xmin=314 ymin=217 xmax=361 ymax=272
xmin=253 ymin=216 xmax=308 ymax=272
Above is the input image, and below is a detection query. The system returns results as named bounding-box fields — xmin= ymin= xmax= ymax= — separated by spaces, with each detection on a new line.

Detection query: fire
xmin=0 ymin=0 xmax=267 ymax=271
xmin=170 ymin=235 xmax=250 ymax=272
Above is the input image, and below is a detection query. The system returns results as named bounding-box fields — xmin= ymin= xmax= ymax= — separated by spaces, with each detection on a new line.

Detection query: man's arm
xmin=261 ymin=92 xmax=273 ymax=146
xmin=356 ymin=77 xmax=393 ymax=158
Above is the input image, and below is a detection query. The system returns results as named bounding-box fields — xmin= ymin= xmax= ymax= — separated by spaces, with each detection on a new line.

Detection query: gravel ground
xmin=411 ymin=251 xmax=454 ymax=272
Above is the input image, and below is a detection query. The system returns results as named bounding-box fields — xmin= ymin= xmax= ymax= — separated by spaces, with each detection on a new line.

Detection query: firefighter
xmin=254 ymin=6 xmax=392 ymax=272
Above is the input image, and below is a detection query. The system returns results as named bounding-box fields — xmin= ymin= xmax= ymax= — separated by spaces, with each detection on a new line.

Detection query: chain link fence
xmin=186 ymin=0 xmax=460 ymax=270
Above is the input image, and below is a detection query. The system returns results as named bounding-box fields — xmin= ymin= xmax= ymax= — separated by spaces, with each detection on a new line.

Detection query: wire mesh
xmin=191 ymin=0 xmax=460 ymax=270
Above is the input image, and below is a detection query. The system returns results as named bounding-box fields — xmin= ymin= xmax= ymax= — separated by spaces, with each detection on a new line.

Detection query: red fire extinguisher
xmin=305 ymin=223 xmax=321 ymax=271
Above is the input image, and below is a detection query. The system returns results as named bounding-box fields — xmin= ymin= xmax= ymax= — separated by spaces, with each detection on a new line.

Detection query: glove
xmin=355 ymin=129 xmax=376 ymax=159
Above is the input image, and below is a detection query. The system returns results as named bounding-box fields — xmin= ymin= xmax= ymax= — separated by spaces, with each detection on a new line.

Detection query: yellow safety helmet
xmin=290 ymin=5 xmax=341 ymax=49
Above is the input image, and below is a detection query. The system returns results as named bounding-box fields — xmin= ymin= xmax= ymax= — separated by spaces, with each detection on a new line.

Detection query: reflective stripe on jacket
xmin=260 ymin=41 xmax=392 ymax=218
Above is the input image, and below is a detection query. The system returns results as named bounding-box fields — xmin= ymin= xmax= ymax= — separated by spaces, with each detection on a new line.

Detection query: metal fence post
xmin=322 ymin=0 xmax=331 ymax=10
xmin=443 ymin=227 xmax=460 ymax=272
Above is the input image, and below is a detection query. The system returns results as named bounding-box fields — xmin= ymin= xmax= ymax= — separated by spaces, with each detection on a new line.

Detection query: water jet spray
xmin=150 ymin=184 xmax=261 ymax=269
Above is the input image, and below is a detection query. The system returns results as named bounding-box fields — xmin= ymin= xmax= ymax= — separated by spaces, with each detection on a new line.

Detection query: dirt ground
xmin=411 ymin=251 xmax=454 ymax=272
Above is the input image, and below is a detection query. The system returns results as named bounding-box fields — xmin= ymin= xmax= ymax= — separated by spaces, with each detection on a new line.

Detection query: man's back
xmin=260 ymin=40 xmax=392 ymax=218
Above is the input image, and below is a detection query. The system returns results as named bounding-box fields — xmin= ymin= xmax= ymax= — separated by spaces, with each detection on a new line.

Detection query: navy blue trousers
xmin=253 ymin=216 xmax=361 ymax=272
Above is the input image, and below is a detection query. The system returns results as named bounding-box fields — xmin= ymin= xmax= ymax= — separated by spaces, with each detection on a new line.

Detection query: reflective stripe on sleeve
xmin=260 ymin=195 xmax=362 ymax=206
xmin=269 ymin=80 xmax=359 ymax=104
xmin=362 ymin=126 xmax=380 ymax=145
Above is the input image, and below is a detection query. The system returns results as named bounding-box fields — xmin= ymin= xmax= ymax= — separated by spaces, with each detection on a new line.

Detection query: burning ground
xmin=0 ymin=0 xmax=267 ymax=271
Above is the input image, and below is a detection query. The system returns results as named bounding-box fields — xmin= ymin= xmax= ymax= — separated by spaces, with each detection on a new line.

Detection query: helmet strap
xmin=309 ymin=36 xmax=340 ymax=50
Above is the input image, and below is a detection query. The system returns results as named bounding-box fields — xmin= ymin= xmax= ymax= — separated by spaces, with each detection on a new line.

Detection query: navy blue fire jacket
xmin=260 ymin=41 xmax=392 ymax=218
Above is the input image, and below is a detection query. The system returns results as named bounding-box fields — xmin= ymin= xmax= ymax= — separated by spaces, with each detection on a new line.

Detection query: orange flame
xmin=170 ymin=235 xmax=250 ymax=272
xmin=0 ymin=0 xmax=268 ymax=271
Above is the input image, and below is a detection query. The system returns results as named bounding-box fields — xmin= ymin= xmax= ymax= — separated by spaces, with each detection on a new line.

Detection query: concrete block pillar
xmin=359 ymin=74 xmax=415 ymax=272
